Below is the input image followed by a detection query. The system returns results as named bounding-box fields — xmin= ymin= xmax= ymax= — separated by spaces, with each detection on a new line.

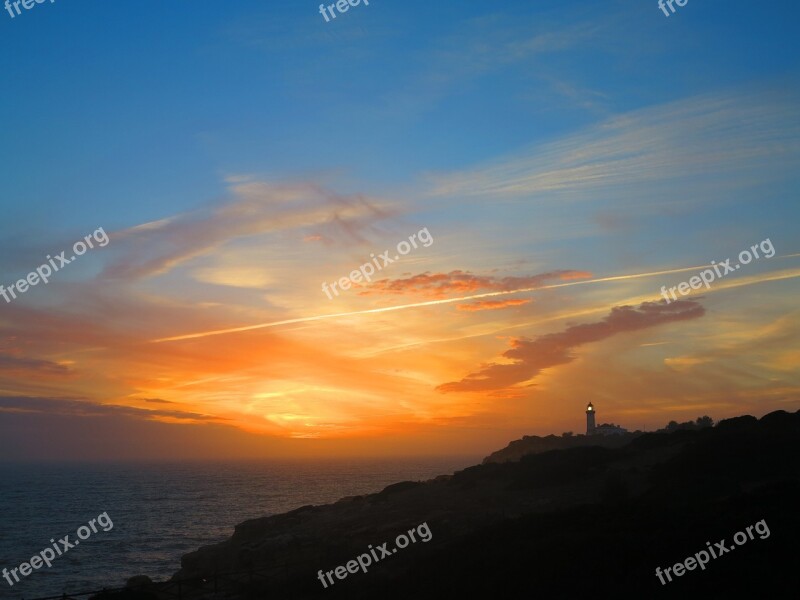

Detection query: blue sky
xmin=3 ymin=0 xmax=798 ymax=232
xmin=1 ymin=0 xmax=799 ymax=460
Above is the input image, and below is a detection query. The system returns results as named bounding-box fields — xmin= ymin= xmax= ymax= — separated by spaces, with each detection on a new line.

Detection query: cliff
xmin=482 ymin=431 xmax=641 ymax=463
xmin=97 ymin=409 xmax=800 ymax=599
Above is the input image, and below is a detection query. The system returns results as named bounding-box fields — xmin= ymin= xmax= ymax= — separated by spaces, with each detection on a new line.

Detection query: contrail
xmin=152 ymin=263 xmax=715 ymax=343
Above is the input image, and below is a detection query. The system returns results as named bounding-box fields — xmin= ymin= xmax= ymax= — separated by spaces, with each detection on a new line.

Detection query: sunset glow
xmin=1 ymin=1 xmax=798 ymax=462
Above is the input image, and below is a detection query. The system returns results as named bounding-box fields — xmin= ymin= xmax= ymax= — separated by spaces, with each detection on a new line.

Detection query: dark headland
xmin=97 ymin=409 xmax=800 ymax=599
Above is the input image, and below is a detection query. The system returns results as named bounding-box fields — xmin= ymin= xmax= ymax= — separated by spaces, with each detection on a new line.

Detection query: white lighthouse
xmin=586 ymin=402 xmax=596 ymax=435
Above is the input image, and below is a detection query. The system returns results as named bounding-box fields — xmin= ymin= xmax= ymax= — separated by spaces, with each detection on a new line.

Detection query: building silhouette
xmin=586 ymin=402 xmax=628 ymax=436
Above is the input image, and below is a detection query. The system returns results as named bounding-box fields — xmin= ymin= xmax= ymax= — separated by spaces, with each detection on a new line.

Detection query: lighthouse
xmin=586 ymin=402 xmax=596 ymax=435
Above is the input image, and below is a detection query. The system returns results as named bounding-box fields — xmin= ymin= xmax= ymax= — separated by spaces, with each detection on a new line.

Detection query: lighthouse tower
xmin=586 ymin=402 xmax=596 ymax=435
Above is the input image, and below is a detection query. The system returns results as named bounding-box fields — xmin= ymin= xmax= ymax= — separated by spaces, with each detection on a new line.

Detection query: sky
xmin=0 ymin=0 xmax=798 ymax=461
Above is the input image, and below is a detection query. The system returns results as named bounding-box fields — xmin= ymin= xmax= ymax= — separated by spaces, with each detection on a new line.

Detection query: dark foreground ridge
xmin=94 ymin=409 xmax=800 ymax=599
xmin=482 ymin=429 xmax=642 ymax=464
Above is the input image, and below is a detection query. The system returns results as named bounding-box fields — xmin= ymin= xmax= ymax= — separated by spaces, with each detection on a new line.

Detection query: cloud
xmin=0 ymin=399 xmax=296 ymax=462
xmin=0 ymin=354 xmax=70 ymax=375
xmin=0 ymin=396 xmax=224 ymax=423
xmin=437 ymin=299 xmax=705 ymax=393
xmin=428 ymin=90 xmax=800 ymax=203
xmin=664 ymin=356 xmax=713 ymax=370
xmin=102 ymin=180 xmax=394 ymax=280
xmin=456 ymin=299 xmax=532 ymax=312
xmin=153 ymin=266 xmax=719 ymax=343
xmin=380 ymin=14 xmax=602 ymax=118
xmin=360 ymin=269 xmax=592 ymax=299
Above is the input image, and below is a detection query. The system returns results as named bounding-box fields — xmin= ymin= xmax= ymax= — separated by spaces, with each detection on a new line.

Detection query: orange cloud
xmin=360 ymin=269 xmax=591 ymax=299
xmin=438 ymin=299 xmax=705 ymax=393
xmin=456 ymin=299 xmax=532 ymax=312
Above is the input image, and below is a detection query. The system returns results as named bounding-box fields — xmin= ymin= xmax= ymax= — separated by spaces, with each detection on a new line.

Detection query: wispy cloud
xmin=428 ymin=90 xmax=800 ymax=202
xmin=0 ymin=354 xmax=71 ymax=376
xmin=150 ymin=264 xmax=728 ymax=342
xmin=0 ymin=396 xmax=226 ymax=423
xmin=380 ymin=15 xmax=602 ymax=117
xmin=103 ymin=180 xmax=394 ymax=280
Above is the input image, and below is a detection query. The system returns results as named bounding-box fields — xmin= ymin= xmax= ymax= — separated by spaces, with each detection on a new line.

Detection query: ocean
xmin=0 ymin=457 xmax=476 ymax=600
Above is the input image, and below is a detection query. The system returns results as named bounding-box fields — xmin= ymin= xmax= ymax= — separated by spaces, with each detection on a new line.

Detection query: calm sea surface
xmin=0 ymin=458 xmax=476 ymax=599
